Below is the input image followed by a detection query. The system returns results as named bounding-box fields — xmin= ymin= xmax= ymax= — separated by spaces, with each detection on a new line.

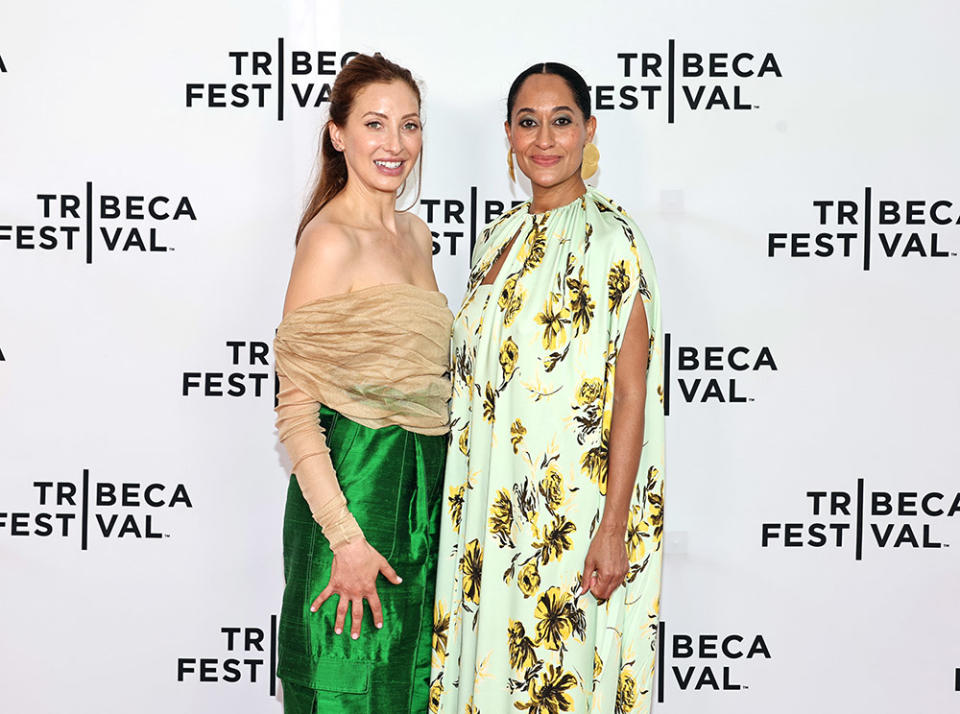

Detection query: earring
xmin=581 ymin=142 xmax=600 ymax=180
xmin=507 ymin=148 xmax=516 ymax=183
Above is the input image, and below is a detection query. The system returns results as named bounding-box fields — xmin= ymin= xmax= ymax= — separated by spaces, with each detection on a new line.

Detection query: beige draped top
xmin=273 ymin=283 xmax=453 ymax=549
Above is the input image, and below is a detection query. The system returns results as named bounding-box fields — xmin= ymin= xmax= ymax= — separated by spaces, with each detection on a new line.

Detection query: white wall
xmin=1 ymin=1 xmax=958 ymax=712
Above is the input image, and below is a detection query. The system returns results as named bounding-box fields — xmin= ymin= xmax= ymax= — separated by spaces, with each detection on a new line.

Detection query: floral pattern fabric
xmin=431 ymin=188 xmax=665 ymax=714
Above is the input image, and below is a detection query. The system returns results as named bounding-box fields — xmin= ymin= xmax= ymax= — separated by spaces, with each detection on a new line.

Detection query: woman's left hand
xmin=580 ymin=522 xmax=629 ymax=600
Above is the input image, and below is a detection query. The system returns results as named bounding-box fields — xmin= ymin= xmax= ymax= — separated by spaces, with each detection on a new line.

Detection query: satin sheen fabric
xmin=279 ymin=405 xmax=446 ymax=713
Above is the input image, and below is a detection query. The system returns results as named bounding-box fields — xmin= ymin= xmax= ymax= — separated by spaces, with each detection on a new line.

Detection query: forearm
xmin=601 ymin=296 xmax=651 ymax=533
xmin=275 ymin=372 xmax=363 ymax=549
xmin=603 ymin=392 xmax=646 ymax=532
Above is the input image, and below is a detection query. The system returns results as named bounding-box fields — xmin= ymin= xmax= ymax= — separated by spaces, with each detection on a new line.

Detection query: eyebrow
xmin=515 ymin=105 xmax=575 ymax=114
xmin=362 ymin=111 xmax=420 ymax=119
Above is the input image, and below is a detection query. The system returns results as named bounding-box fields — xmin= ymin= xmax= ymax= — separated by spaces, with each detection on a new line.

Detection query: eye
xmin=554 ymin=116 xmax=572 ymax=126
xmin=365 ymin=120 xmax=382 ymax=129
xmin=518 ymin=117 xmax=537 ymax=129
xmin=403 ymin=120 xmax=421 ymax=131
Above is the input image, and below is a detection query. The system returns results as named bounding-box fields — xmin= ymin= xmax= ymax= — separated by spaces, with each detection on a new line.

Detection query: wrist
xmin=597 ymin=515 xmax=628 ymax=536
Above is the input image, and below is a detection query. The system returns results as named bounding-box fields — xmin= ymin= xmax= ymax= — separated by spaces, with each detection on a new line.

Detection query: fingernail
xmin=335 ymin=628 xmax=342 ymax=634
xmin=352 ymin=633 xmax=359 ymax=640
xmin=397 ymin=577 xmax=403 ymax=583
xmin=310 ymin=606 xmax=317 ymax=612
xmin=376 ymin=622 xmax=383 ymax=629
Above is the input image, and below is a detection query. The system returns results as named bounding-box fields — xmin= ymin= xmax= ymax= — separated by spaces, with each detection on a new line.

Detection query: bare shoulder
xmin=282 ymin=219 xmax=359 ymax=315
xmin=400 ymin=211 xmax=435 ymax=255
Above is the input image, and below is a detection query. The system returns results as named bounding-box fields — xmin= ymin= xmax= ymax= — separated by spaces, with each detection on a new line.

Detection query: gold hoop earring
xmin=507 ymin=148 xmax=516 ymax=183
xmin=581 ymin=142 xmax=600 ymax=180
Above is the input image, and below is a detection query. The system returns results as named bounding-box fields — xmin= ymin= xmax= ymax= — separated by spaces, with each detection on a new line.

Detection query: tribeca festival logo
xmin=185 ymin=40 xmax=362 ymax=120
xmin=177 ymin=617 xmax=279 ymax=695
xmin=589 ymin=42 xmax=782 ymax=123
xmin=662 ymin=334 xmax=778 ymax=416
xmin=768 ymin=189 xmax=959 ymax=271
xmin=0 ymin=52 xmax=7 ymax=73
xmin=655 ymin=621 xmax=772 ymax=703
xmin=182 ymin=340 xmax=275 ymax=400
xmin=0 ymin=184 xmax=197 ymax=264
xmin=761 ymin=478 xmax=957 ymax=560
xmin=0 ymin=469 xmax=193 ymax=549
xmin=419 ymin=189 xmax=526 ymax=257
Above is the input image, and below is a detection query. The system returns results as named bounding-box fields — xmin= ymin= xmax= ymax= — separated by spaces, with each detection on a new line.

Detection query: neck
xmin=336 ymin=177 xmax=401 ymax=232
xmin=529 ymin=174 xmax=587 ymax=214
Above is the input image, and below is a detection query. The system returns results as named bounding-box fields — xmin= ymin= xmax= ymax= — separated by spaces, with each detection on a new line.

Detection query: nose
xmin=383 ymin=125 xmax=402 ymax=154
xmin=535 ymin=122 xmax=553 ymax=149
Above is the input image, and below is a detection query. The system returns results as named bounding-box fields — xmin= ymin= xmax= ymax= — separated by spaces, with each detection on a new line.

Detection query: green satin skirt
xmin=278 ymin=405 xmax=445 ymax=714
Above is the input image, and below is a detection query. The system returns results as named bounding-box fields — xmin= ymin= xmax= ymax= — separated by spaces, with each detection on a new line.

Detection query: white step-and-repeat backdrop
xmin=2 ymin=1 xmax=958 ymax=712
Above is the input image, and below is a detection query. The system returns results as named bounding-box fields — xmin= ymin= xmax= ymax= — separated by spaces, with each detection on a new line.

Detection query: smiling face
xmin=506 ymin=73 xmax=596 ymax=205
xmin=330 ymin=80 xmax=422 ymax=195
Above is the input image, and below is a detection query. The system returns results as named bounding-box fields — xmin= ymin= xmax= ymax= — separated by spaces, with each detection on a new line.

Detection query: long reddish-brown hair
xmin=296 ymin=53 xmax=422 ymax=244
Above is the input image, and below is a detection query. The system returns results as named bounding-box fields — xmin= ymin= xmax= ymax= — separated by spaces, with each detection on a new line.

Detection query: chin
xmin=524 ymin=170 xmax=572 ymax=190
xmin=367 ymin=173 xmax=409 ymax=194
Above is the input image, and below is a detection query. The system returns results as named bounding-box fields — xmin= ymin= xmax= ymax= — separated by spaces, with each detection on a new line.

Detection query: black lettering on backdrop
xmin=663 ymin=334 xmax=777 ymax=415
xmin=0 ymin=183 xmax=197 ymax=264
xmin=656 ymin=621 xmax=772 ymax=703
xmin=761 ymin=478 xmax=955 ymax=559
xmin=0 ymin=53 xmax=7 ymax=72
xmin=186 ymin=39 xmax=360 ymax=121
xmin=182 ymin=340 xmax=273 ymax=398
xmin=768 ymin=189 xmax=958 ymax=271
xmin=592 ymin=43 xmax=782 ymax=122
xmin=0 ymin=469 xmax=193 ymax=549
xmin=420 ymin=188 xmax=525 ymax=257
xmin=177 ymin=617 xmax=279 ymax=695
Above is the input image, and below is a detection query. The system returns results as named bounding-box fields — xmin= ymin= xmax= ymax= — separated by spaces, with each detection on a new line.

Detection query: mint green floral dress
xmin=431 ymin=188 xmax=665 ymax=714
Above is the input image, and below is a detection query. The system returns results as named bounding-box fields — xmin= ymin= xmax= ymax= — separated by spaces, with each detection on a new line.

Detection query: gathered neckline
xmin=286 ymin=283 xmax=449 ymax=316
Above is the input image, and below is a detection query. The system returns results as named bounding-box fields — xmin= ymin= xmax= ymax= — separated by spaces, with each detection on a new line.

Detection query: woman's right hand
xmin=310 ymin=538 xmax=402 ymax=639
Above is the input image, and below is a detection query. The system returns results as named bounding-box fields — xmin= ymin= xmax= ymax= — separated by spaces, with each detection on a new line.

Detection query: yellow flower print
xmin=637 ymin=267 xmax=651 ymax=299
xmin=510 ymin=418 xmax=527 ymax=454
xmin=594 ymin=650 xmax=604 ymax=681
xmin=516 ymin=560 xmax=540 ymax=598
xmin=625 ymin=505 xmax=649 ymax=563
xmin=533 ymin=587 xmax=574 ymax=651
xmin=566 ymin=267 xmax=595 ymax=336
xmin=515 ymin=663 xmax=577 ymax=714
xmin=458 ymin=424 xmax=470 ymax=456
xmin=507 ymin=620 xmax=539 ymax=672
xmin=518 ymin=224 xmax=547 ymax=274
xmin=580 ymin=420 xmax=611 ymax=494
xmin=503 ymin=285 xmax=527 ymax=327
xmin=465 ymin=699 xmax=478 ymax=714
xmin=538 ymin=464 xmax=564 ymax=513
xmin=575 ymin=378 xmax=604 ymax=405
xmin=488 ymin=489 xmax=515 ymax=548
xmin=538 ymin=515 xmax=576 ymax=564
xmin=499 ymin=275 xmax=518 ymax=310
xmin=432 ymin=601 xmax=450 ymax=664
xmin=500 ymin=337 xmax=519 ymax=380
xmin=615 ymin=667 xmax=639 ymax=713
xmin=448 ymin=483 xmax=465 ymax=533
xmin=460 ymin=539 xmax=483 ymax=604
xmin=643 ymin=466 xmax=664 ymax=541
xmin=483 ymin=382 xmax=496 ymax=423
xmin=534 ymin=293 xmax=571 ymax=350
xmin=428 ymin=678 xmax=443 ymax=713
xmin=608 ymin=260 xmax=632 ymax=316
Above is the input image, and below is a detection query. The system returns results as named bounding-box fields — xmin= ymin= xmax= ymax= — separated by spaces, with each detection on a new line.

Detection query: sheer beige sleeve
xmin=275 ymin=371 xmax=364 ymax=551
